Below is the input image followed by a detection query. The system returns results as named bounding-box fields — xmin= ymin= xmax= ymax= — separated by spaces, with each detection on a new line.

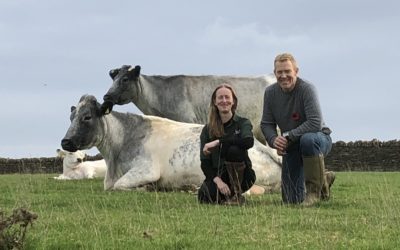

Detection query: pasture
xmin=1 ymin=172 xmax=400 ymax=249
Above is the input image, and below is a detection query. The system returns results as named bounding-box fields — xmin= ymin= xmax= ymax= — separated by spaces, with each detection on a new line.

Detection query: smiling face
xmin=274 ymin=59 xmax=299 ymax=92
xmin=213 ymin=86 xmax=235 ymax=115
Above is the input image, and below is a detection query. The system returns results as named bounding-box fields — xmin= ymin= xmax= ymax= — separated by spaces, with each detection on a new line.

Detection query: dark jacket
xmin=200 ymin=114 xmax=254 ymax=180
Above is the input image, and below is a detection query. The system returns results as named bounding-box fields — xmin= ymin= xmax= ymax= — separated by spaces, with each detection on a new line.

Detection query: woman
xmin=198 ymin=84 xmax=256 ymax=205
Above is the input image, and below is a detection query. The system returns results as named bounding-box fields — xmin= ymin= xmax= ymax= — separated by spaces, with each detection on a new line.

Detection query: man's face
xmin=274 ymin=60 xmax=298 ymax=92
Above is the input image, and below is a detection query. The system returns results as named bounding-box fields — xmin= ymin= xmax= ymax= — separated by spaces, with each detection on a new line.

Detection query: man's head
xmin=274 ymin=53 xmax=299 ymax=92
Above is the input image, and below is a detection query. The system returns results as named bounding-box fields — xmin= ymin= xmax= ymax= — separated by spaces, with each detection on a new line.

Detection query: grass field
xmin=1 ymin=172 xmax=400 ymax=249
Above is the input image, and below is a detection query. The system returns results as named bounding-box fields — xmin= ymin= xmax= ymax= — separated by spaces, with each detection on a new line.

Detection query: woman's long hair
xmin=208 ymin=84 xmax=238 ymax=139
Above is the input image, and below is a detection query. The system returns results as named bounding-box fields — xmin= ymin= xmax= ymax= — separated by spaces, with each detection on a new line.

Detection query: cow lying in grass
xmin=61 ymin=95 xmax=281 ymax=191
xmin=54 ymin=149 xmax=107 ymax=180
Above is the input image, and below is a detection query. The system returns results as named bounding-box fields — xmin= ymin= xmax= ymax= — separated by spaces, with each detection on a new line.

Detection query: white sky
xmin=1 ymin=0 xmax=399 ymax=158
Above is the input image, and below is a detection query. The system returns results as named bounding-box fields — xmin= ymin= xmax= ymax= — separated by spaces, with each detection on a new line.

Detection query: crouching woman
xmin=198 ymin=84 xmax=256 ymax=205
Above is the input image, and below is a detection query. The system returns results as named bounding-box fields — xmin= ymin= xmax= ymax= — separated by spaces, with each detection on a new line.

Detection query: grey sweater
xmin=260 ymin=77 xmax=330 ymax=148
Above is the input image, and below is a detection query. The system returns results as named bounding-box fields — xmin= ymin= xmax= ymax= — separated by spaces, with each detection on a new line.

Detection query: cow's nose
xmin=61 ymin=139 xmax=78 ymax=152
xmin=103 ymin=94 xmax=115 ymax=103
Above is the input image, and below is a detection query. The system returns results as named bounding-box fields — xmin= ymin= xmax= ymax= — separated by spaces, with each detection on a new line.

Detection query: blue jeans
xmin=281 ymin=132 xmax=332 ymax=204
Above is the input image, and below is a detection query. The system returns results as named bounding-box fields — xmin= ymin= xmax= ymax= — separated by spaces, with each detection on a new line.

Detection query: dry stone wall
xmin=0 ymin=140 xmax=399 ymax=174
xmin=325 ymin=139 xmax=400 ymax=171
xmin=0 ymin=154 xmax=103 ymax=174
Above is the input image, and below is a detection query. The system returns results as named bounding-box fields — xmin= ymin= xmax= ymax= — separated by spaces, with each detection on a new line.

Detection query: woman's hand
xmin=203 ymin=139 xmax=220 ymax=156
xmin=213 ymin=176 xmax=231 ymax=196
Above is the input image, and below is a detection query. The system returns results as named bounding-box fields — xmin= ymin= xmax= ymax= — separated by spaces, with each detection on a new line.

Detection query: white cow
xmin=61 ymin=95 xmax=281 ymax=191
xmin=54 ymin=149 xmax=107 ymax=180
xmin=101 ymin=65 xmax=276 ymax=144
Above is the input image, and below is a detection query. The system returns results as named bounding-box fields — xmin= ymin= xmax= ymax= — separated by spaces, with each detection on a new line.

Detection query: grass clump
xmin=0 ymin=208 xmax=37 ymax=250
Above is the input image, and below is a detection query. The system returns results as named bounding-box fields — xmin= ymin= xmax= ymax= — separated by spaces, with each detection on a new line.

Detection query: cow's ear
xmin=128 ymin=65 xmax=141 ymax=78
xmin=133 ymin=65 xmax=141 ymax=77
xmin=96 ymin=102 xmax=109 ymax=116
xmin=70 ymin=106 xmax=76 ymax=113
xmin=109 ymin=68 xmax=120 ymax=80
xmin=57 ymin=149 xmax=66 ymax=158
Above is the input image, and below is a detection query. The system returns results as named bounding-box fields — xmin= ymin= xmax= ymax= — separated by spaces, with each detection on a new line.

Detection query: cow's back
xmin=143 ymin=74 xmax=276 ymax=143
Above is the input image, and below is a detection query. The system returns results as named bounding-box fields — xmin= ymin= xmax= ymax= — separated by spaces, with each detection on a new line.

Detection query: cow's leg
xmin=84 ymin=167 xmax=94 ymax=179
xmin=53 ymin=174 xmax=71 ymax=180
xmin=112 ymin=165 xmax=161 ymax=190
xmin=103 ymin=169 xmax=116 ymax=190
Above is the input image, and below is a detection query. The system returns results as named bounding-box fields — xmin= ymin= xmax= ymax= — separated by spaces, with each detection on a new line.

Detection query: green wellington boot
xmin=321 ymin=171 xmax=336 ymax=201
xmin=303 ymin=154 xmax=326 ymax=206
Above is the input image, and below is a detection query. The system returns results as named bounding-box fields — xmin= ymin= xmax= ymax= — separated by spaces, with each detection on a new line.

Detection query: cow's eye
xmin=83 ymin=116 xmax=91 ymax=121
xmin=121 ymin=77 xmax=129 ymax=84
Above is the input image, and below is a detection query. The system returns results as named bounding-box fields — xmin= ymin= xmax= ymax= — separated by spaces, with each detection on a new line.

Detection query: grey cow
xmin=101 ymin=65 xmax=276 ymax=144
xmin=62 ymin=95 xmax=281 ymax=191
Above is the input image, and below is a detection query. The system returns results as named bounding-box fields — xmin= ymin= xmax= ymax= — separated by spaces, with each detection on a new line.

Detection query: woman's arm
xmin=200 ymin=125 xmax=218 ymax=180
xmin=220 ymin=119 xmax=254 ymax=150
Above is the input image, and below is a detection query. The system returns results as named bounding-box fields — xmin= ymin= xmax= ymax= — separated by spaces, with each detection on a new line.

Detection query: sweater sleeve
xmin=200 ymin=125 xmax=217 ymax=180
xmin=260 ymin=87 xmax=278 ymax=148
xmin=219 ymin=137 xmax=254 ymax=149
xmin=220 ymin=118 xmax=254 ymax=150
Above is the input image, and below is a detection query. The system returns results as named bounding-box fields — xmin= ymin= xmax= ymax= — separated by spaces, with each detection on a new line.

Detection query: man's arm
xmin=260 ymin=88 xmax=278 ymax=148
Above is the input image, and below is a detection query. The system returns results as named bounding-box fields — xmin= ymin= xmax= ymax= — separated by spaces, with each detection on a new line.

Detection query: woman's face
xmin=214 ymin=87 xmax=234 ymax=114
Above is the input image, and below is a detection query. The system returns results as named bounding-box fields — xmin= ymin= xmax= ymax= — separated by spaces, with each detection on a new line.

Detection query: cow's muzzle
xmin=61 ymin=139 xmax=78 ymax=152
xmin=100 ymin=96 xmax=114 ymax=115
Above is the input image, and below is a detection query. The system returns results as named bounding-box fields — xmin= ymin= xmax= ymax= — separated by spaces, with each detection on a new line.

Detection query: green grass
xmin=1 ymin=172 xmax=400 ymax=249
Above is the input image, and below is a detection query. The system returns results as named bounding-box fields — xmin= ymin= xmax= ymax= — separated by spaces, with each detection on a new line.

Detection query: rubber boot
xmin=321 ymin=171 xmax=336 ymax=201
xmin=302 ymin=154 xmax=325 ymax=206
xmin=224 ymin=161 xmax=246 ymax=206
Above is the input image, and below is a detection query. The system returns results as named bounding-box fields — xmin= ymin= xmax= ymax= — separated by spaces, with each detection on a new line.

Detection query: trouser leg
xmin=281 ymin=150 xmax=305 ymax=204
xmin=197 ymin=180 xmax=219 ymax=204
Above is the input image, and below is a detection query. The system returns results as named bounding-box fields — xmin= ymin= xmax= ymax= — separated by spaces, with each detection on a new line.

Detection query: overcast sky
xmin=1 ymin=0 xmax=399 ymax=158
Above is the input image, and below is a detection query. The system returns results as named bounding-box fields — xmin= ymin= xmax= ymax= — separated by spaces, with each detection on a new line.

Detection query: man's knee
xmin=300 ymin=133 xmax=320 ymax=156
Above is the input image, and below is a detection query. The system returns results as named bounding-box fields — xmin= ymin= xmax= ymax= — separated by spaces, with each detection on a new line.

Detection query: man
xmin=260 ymin=53 xmax=335 ymax=206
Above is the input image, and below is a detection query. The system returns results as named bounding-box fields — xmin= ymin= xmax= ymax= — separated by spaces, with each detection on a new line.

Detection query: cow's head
xmin=100 ymin=65 xmax=141 ymax=114
xmin=57 ymin=149 xmax=86 ymax=168
xmin=61 ymin=95 xmax=104 ymax=152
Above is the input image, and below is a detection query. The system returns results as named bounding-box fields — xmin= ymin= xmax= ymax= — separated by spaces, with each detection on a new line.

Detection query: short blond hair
xmin=274 ymin=53 xmax=298 ymax=71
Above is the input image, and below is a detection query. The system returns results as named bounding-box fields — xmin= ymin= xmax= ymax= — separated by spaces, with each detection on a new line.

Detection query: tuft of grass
xmin=0 ymin=207 xmax=38 ymax=249
xmin=0 ymin=172 xmax=400 ymax=249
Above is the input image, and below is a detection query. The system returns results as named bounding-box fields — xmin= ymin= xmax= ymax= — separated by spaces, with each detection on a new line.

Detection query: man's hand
xmin=203 ymin=139 xmax=220 ymax=156
xmin=274 ymin=136 xmax=288 ymax=155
